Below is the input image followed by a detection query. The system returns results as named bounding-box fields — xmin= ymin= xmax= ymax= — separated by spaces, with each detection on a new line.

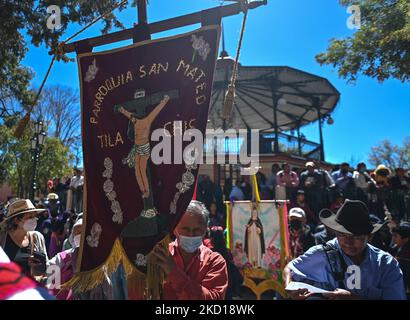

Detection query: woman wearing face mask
xmin=0 ymin=199 xmax=48 ymax=279
xmin=288 ymin=208 xmax=315 ymax=259
xmin=47 ymin=218 xmax=83 ymax=300
xmin=47 ymin=218 xmax=113 ymax=300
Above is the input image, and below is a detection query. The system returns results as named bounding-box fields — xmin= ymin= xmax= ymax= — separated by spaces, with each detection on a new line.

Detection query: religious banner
xmin=69 ymin=25 xmax=221 ymax=294
xmin=226 ymin=201 xmax=289 ymax=299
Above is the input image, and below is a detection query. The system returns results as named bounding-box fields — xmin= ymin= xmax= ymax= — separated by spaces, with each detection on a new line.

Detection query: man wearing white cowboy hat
xmin=0 ymin=199 xmax=48 ymax=279
xmin=283 ymin=199 xmax=406 ymax=300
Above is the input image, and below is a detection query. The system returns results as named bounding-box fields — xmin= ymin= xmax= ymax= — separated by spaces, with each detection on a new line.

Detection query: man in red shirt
xmin=152 ymin=200 xmax=228 ymax=300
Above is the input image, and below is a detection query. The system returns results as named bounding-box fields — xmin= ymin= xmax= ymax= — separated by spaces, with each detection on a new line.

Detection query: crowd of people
xmin=0 ymin=161 xmax=409 ymax=300
xmin=0 ymin=197 xmax=234 ymax=300
xmin=195 ymin=161 xmax=410 ymax=299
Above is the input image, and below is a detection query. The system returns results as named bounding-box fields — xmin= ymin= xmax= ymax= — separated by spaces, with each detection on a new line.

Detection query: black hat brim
xmin=319 ymin=209 xmax=383 ymax=235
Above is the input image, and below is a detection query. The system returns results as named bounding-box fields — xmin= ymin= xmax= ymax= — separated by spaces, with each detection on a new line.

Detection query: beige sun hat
xmin=47 ymin=193 xmax=59 ymax=200
xmin=0 ymin=199 xmax=45 ymax=225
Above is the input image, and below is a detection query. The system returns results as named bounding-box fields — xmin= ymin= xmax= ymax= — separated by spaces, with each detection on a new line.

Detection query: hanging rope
xmin=222 ymin=0 xmax=249 ymax=120
xmin=14 ymin=0 xmax=129 ymax=138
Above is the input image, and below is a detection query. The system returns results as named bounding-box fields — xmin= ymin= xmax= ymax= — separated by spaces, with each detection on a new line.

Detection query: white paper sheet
xmin=285 ymin=281 xmax=331 ymax=294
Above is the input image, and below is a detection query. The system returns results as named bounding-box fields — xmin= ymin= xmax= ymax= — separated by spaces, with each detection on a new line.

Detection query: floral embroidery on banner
xmin=102 ymin=157 xmax=123 ymax=224
xmin=170 ymin=163 xmax=197 ymax=214
xmin=191 ymin=35 xmax=211 ymax=62
xmin=134 ymin=254 xmax=147 ymax=267
xmin=86 ymin=223 xmax=102 ymax=248
xmin=84 ymin=59 xmax=99 ymax=82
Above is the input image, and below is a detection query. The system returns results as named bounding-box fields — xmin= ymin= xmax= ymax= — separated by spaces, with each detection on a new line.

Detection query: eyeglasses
xmin=210 ymin=226 xmax=224 ymax=232
xmin=335 ymin=232 xmax=367 ymax=241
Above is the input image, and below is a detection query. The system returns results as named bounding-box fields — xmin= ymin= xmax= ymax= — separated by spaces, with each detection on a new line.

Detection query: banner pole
xmin=63 ymin=1 xmax=267 ymax=53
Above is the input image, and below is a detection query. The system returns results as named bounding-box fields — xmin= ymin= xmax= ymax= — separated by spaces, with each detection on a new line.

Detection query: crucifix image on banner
xmin=114 ymin=91 xmax=175 ymax=238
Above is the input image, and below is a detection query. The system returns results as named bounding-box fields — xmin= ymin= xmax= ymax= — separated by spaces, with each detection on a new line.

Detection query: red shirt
xmin=163 ymin=241 xmax=228 ymax=300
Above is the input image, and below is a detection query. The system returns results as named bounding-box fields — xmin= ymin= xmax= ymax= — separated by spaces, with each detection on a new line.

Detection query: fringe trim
xmin=61 ymin=236 xmax=172 ymax=299
xmin=61 ymin=238 xmax=145 ymax=294
xmin=146 ymin=234 xmax=172 ymax=300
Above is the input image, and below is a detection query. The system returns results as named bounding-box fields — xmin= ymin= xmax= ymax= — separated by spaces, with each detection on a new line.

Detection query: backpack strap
xmin=322 ymin=242 xmax=347 ymax=289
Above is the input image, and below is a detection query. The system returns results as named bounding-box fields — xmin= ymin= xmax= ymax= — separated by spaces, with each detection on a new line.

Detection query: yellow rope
xmin=225 ymin=202 xmax=231 ymax=249
xmin=14 ymin=54 xmax=56 ymax=138
xmin=252 ymin=174 xmax=261 ymax=202
xmin=63 ymin=0 xmax=129 ymax=45
xmin=222 ymin=0 xmax=249 ymax=120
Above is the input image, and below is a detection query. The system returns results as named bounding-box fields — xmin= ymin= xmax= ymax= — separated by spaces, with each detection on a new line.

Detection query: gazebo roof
xmin=208 ymin=57 xmax=340 ymax=131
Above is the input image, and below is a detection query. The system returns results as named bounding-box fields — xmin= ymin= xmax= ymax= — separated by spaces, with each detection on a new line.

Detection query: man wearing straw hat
xmin=283 ymin=200 xmax=406 ymax=300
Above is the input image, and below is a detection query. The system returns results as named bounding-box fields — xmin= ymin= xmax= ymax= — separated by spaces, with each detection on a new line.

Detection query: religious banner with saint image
xmin=226 ymin=201 xmax=289 ymax=299
xmin=69 ymin=25 xmax=220 ymax=295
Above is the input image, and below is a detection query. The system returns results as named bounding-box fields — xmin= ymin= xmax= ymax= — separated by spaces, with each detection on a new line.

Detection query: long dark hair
xmin=6 ymin=216 xmax=23 ymax=231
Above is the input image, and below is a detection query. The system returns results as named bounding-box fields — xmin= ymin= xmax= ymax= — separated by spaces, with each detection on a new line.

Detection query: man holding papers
xmin=283 ymin=200 xmax=406 ymax=300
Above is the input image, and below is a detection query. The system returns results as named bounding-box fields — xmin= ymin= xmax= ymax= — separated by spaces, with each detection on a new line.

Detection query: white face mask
xmin=22 ymin=218 xmax=37 ymax=232
xmin=178 ymin=235 xmax=203 ymax=253
xmin=73 ymin=235 xmax=81 ymax=248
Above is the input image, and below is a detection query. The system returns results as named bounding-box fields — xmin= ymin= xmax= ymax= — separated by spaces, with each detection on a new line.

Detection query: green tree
xmin=0 ymin=0 xmax=134 ymax=109
xmin=368 ymin=137 xmax=410 ymax=169
xmin=0 ymin=117 xmax=72 ymax=197
xmin=316 ymin=0 xmax=410 ymax=83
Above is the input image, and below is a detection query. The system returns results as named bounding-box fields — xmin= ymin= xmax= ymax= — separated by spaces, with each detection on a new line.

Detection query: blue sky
xmin=22 ymin=0 xmax=410 ymax=166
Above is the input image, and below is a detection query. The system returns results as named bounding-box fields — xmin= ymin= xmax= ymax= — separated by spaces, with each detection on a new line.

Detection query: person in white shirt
xmin=70 ymin=168 xmax=84 ymax=214
xmin=353 ymin=162 xmax=375 ymax=204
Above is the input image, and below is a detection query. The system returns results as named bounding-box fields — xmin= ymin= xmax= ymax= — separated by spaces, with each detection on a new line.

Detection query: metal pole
xmin=314 ymin=98 xmax=325 ymax=161
xmin=272 ymin=92 xmax=279 ymax=154
xmin=137 ymin=0 xmax=148 ymax=24
xmin=30 ymin=148 xmax=38 ymax=201
xmin=63 ymin=1 xmax=268 ymax=53
xmin=297 ymin=125 xmax=302 ymax=156
xmin=220 ymin=22 xmax=228 ymax=58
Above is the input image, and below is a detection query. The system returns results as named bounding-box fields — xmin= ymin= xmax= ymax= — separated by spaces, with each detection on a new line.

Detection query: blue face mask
xmin=178 ymin=235 xmax=203 ymax=253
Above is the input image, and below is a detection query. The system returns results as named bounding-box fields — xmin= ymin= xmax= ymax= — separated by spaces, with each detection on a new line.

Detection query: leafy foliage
xmin=0 ymin=117 xmax=72 ymax=197
xmin=368 ymin=137 xmax=410 ymax=169
xmin=316 ymin=0 xmax=410 ymax=83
